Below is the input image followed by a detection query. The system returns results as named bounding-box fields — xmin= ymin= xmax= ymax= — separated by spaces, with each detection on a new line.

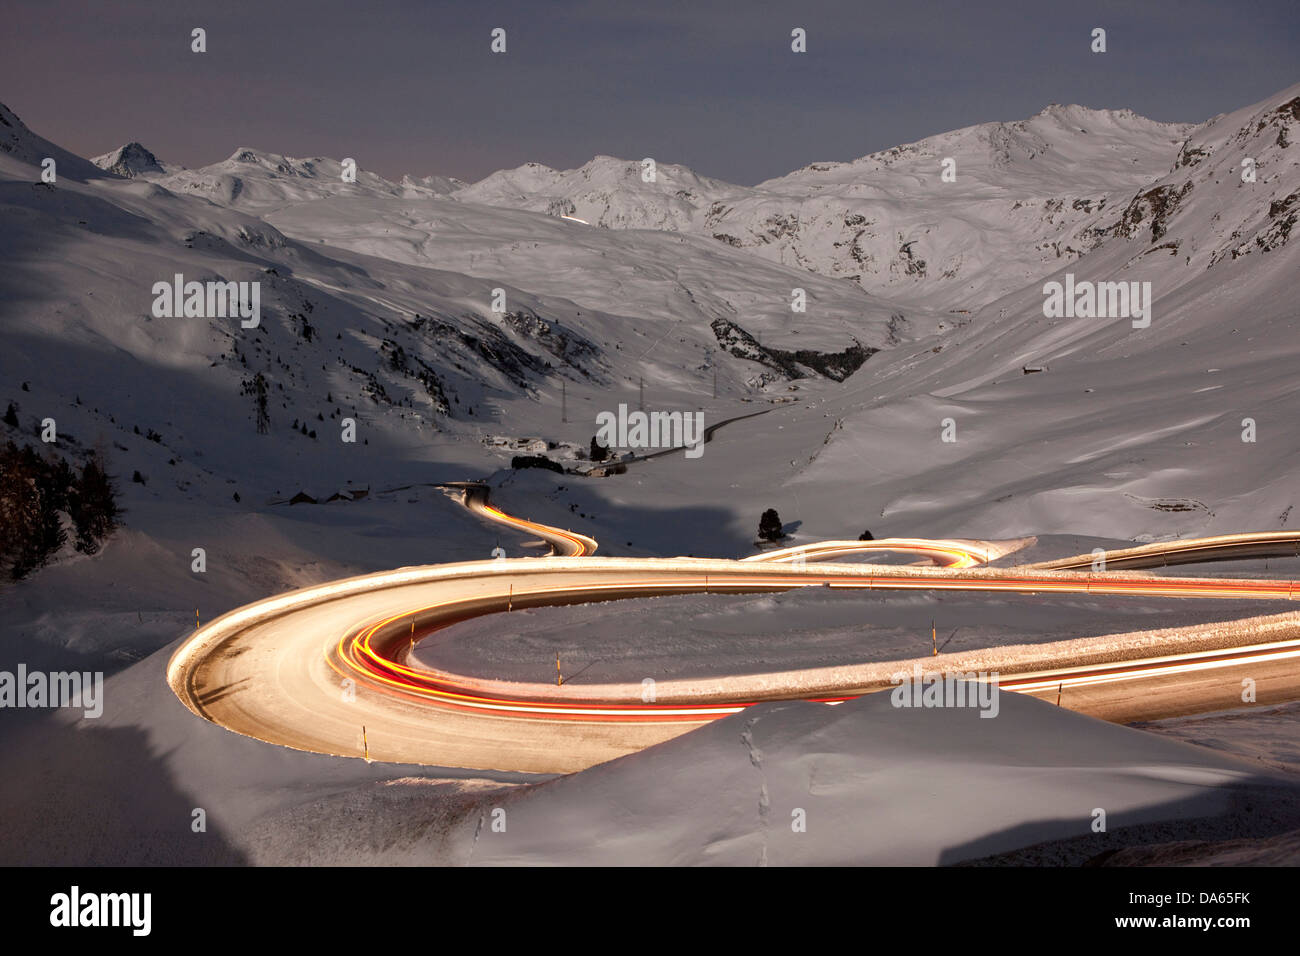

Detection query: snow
xmin=417 ymin=583 xmax=1297 ymax=687
xmin=1139 ymin=700 xmax=1300 ymax=775
xmin=6 ymin=612 xmax=1293 ymax=865
xmin=1 ymin=80 xmax=1299 ymax=864
xmin=151 ymin=147 xmax=459 ymax=213
xmin=446 ymin=691 xmax=1293 ymax=866
xmin=455 ymin=105 xmax=1195 ymax=308
xmin=91 ymin=142 xmax=168 ymax=179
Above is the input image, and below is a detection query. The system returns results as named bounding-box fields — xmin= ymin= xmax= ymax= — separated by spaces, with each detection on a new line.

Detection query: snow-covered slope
xmin=789 ymin=83 xmax=1300 ymax=541
xmin=263 ymin=194 xmax=937 ymax=366
xmin=0 ymin=108 xmax=603 ymax=511
xmin=9 ymin=623 xmax=1294 ymax=866
xmin=453 ymin=691 xmax=1292 ymax=866
xmin=0 ymin=101 xmax=106 ymax=182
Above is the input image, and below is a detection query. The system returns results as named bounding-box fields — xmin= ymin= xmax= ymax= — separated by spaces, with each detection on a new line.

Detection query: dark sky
xmin=3 ymin=0 xmax=1296 ymax=186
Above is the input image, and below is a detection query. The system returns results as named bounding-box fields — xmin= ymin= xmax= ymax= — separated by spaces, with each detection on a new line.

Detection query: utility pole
xmin=638 ymin=376 xmax=644 ymax=412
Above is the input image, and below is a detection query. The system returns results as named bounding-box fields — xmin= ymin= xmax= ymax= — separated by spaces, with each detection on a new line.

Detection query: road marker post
xmin=1055 ymin=683 xmax=1063 ymax=706
xmin=556 ymin=652 xmax=562 ymax=686
xmin=932 ymin=620 xmax=938 ymax=657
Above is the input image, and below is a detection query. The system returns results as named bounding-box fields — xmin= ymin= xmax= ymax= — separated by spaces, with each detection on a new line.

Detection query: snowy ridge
xmin=454 ymin=105 xmax=1193 ymax=310
xmin=153 ymin=146 xmax=460 ymax=213
xmin=456 ymin=154 xmax=744 ymax=232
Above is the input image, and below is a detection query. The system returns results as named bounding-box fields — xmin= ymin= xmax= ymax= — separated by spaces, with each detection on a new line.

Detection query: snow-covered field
xmin=418 ymin=584 xmax=1295 ymax=685
xmin=2 ymin=81 xmax=1299 ymax=865
xmin=7 ymin=628 xmax=1298 ymax=865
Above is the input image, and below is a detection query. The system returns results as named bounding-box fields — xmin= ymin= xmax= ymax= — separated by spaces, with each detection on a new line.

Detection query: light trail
xmin=322 ymin=557 xmax=1298 ymax=721
xmin=451 ymin=483 xmax=597 ymax=556
xmin=999 ymin=638 xmax=1300 ymax=693
xmin=1028 ymin=531 xmax=1300 ymax=571
xmin=166 ymin=487 xmax=1300 ymax=768
xmin=745 ymin=539 xmax=988 ymax=568
xmin=479 ymin=503 xmax=596 ymax=557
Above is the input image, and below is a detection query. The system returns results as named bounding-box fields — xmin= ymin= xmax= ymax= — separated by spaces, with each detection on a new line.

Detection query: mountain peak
xmin=0 ymin=100 xmax=27 ymax=131
xmin=227 ymin=146 xmax=292 ymax=167
xmin=92 ymin=142 xmax=165 ymax=178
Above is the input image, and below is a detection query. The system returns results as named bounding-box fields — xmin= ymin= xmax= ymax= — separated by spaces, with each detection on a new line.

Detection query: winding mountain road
xmin=167 ymin=490 xmax=1300 ymax=773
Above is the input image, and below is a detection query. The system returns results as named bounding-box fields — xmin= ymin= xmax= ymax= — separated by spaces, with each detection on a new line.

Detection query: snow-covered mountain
xmin=0 ymin=97 xmax=924 ymax=539
xmin=794 ymin=83 xmax=1300 ymax=540
xmin=456 ymin=155 xmax=741 ymax=232
xmin=90 ymin=140 xmax=469 ymax=208
xmin=92 ymin=142 xmax=169 ymax=178
xmin=1 ymin=82 xmax=1296 ymax=552
xmin=149 ymin=146 xmax=463 ymax=213
xmin=453 ymin=106 xmax=1194 ymax=310
xmin=399 ymin=172 xmax=466 ymax=196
